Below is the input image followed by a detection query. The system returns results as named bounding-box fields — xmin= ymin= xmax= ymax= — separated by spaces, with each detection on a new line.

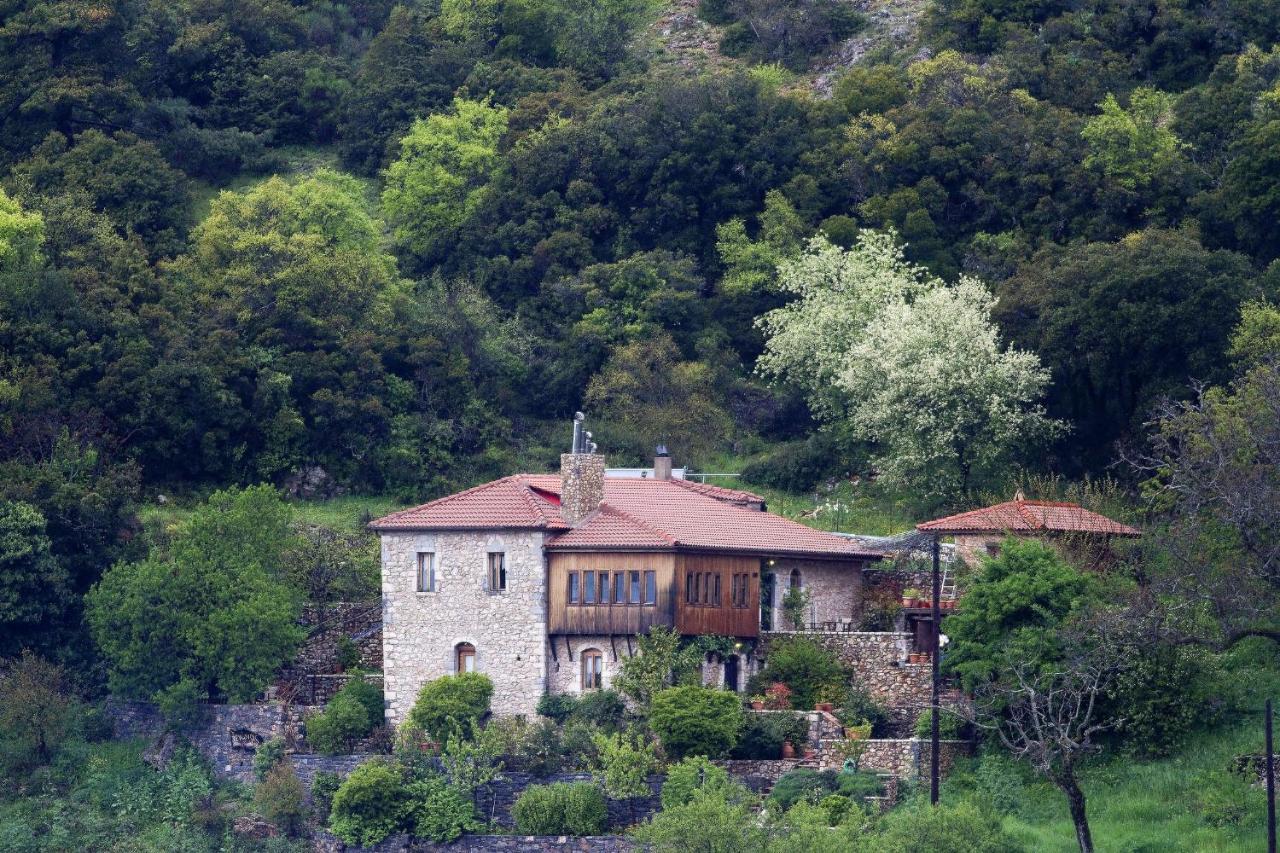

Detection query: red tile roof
xmin=917 ymin=498 xmax=1140 ymax=537
xmin=371 ymin=474 xmax=876 ymax=559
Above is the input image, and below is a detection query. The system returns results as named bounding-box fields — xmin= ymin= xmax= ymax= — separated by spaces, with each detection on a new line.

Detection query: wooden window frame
xmin=597 ymin=571 xmax=609 ymax=604
xmin=568 ymin=571 xmax=580 ymax=604
xmin=488 ymin=552 xmax=507 ymax=592
xmin=583 ymin=570 xmax=596 ymax=604
xmin=581 ymin=649 xmax=603 ymax=690
xmin=416 ymin=552 xmax=435 ymax=593
xmin=456 ymin=642 xmax=476 ymax=673
xmin=644 ymin=570 xmax=656 ymax=605
xmin=629 ymin=570 xmax=641 ymax=604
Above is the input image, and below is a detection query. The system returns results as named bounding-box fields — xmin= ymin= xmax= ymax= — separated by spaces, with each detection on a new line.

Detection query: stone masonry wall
xmin=545 ymin=634 xmax=630 ymax=696
xmin=830 ymin=739 xmax=971 ymax=777
xmin=765 ymin=558 xmax=863 ymax=629
xmin=382 ymin=530 xmax=548 ymax=721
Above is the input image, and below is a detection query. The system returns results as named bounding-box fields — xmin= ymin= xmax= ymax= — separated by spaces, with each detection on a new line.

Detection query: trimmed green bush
xmin=748 ymin=636 xmax=849 ymax=711
xmin=336 ymin=636 xmax=361 ymax=671
xmin=255 ymin=762 xmax=306 ymax=835
xmin=512 ymin=781 xmax=608 ymax=835
xmin=307 ymin=693 xmax=371 ymax=755
xmin=408 ymin=672 xmax=493 ymax=744
xmin=537 ymin=692 xmax=578 ymax=723
xmin=728 ymin=712 xmax=808 ymax=759
xmin=312 ymin=771 xmax=342 ymax=823
xmin=574 ymin=688 xmax=626 ymax=730
xmin=339 ymin=675 xmax=386 ymax=730
xmin=650 ymin=686 xmax=744 ymax=759
xmin=405 ymin=775 xmax=479 ymax=842
xmin=328 ymin=760 xmax=409 ymax=847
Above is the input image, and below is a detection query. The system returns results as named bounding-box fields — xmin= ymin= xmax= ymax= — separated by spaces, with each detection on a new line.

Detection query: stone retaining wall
xmin=276 ymin=602 xmax=384 ymax=704
xmin=827 ymin=738 xmax=971 ymax=777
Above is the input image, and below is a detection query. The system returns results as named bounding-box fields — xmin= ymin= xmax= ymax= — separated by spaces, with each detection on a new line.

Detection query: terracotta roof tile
xmin=917 ymin=499 xmax=1140 ymax=537
xmin=371 ymin=474 xmax=876 ymax=559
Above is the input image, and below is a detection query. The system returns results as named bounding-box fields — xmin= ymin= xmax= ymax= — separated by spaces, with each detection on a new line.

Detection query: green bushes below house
xmin=408 ymin=673 xmax=493 ymax=745
xmin=307 ymin=677 xmax=385 ymax=755
xmin=747 ymin=637 xmax=851 ymax=711
xmin=327 ymin=759 xmax=478 ymax=847
xmin=767 ymin=768 xmax=884 ymax=813
xmin=255 ymin=762 xmax=307 ymax=836
xmin=650 ymin=686 xmax=744 ymax=759
xmin=536 ymin=689 xmax=627 ymax=730
xmin=660 ymin=756 xmax=738 ymax=809
xmin=511 ymin=781 xmax=608 ymax=836
xmin=729 ymin=712 xmax=810 ymax=759
xmin=914 ymin=708 xmax=964 ymax=740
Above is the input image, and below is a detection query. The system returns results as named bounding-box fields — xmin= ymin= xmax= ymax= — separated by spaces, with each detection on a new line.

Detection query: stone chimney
xmin=560 ymin=413 xmax=604 ymax=526
xmin=561 ymin=452 xmax=605 ymax=525
xmin=653 ymin=445 xmax=672 ymax=481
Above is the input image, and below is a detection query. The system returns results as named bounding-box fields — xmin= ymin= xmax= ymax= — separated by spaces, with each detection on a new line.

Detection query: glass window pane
xmin=713 ymin=574 xmax=721 ymax=606
xmin=615 ymin=573 xmax=626 ymax=604
xmin=644 ymin=570 xmax=656 ymax=604
xmin=630 ymin=571 xmax=640 ymax=604
xmin=568 ymin=572 xmax=579 ymax=604
xmin=583 ymin=570 xmax=595 ymax=604
xmin=598 ymin=572 xmax=609 ymax=604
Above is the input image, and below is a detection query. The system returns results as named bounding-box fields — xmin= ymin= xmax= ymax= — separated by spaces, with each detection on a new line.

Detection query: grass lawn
xmin=138 ymin=493 xmax=410 ymax=536
xmin=997 ymin=714 xmax=1270 ymax=852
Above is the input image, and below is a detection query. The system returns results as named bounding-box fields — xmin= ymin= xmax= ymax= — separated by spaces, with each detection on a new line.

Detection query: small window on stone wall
xmin=416 ymin=553 xmax=435 ymax=592
xmin=456 ymin=642 xmax=476 ymax=673
xmin=581 ymin=649 xmax=603 ymax=690
xmin=488 ymin=552 xmax=506 ymax=592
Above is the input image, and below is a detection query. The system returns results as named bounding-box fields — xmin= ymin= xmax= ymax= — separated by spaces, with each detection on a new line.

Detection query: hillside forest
xmin=3 ymin=0 xmax=1280 ymax=848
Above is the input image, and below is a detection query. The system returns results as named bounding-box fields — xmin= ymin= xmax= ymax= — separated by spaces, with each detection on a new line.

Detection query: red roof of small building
xmin=916 ymin=497 xmax=1140 ymax=537
xmin=370 ymin=474 xmax=876 ymax=560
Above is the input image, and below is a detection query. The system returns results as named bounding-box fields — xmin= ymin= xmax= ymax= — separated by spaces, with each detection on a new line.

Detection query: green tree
xmin=0 ymin=651 xmax=83 ymax=774
xmin=328 ymin=760 xmax=410 ymax=847
xmin=85 ymin=485 xmax=305 ymax=708
xmin=1082 ymin=89 xmax=1187 ymax=195
xmin=649 ymin=686 xmax=744 ymax=759
xmin=592 ymin=730 xmax=657 ymax=800
xmin=0 ymin=501 xmax=72 ymax=657
xmin=382 ymin=98 xmax=509 ymax=264
xmin=613 ymin=626 xmax=703 ymax=709
xmin=942 ymin=538 xmax=1097 ymax=690
xmin=407 ymin=672 xmax=493 ymax=744
xmin=632 ymin=780 xmax=764 ymax=852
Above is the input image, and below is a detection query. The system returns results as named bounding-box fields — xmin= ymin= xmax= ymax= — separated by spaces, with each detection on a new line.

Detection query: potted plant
xmin=763 ymin=682 xmax=792 ymax=710
xmin=749 ymin=695 xmax=765 ymax=710
xmin=781 ymin=585 xmax=811 ymax=630
xmin=901 ymin=587 xmax=920 ymax=607
xmin=781 ymin=740 xmax=796 ymax=759
xmin=814 ymin=684 xmax=843 ymax=714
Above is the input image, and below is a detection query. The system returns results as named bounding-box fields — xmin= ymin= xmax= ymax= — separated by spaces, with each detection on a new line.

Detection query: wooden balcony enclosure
xmin=547 ymin=552 xmax=761 ymax=638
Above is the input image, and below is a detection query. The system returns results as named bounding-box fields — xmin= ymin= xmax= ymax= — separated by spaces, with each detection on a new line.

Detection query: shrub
xmin=866 ymin=800 xmax=1021 ymax=852
xmin=836 ymin=686 xmax=891 ymax=737
xmin=255 ymin=762 xmax=307 ymax=835
xmin=781 ymin=585 xmax=811 ymax=630
xmin=405 ymin=775 xmax=479 ymax=842
xmin=650 ymin=686 xmax=744 ymax=759
xmin=339 ymin=675 xmax=386 ymax=730
xmin=764 ymin=682 xmax=792 ymax=710
xmin=537 ymin=692 xmax=578 ymax=724
xmin=660 ymin=756 xmax=736 ymax=808
xmin=592 ymin=731 xmax=657 ymax=800
xmin=512 ymin=781 xmax=607 ymax=835
xmin=914 ymin=709 xmax=963 ymax=740
xmin=740 ymin=435 xmax=841 ymax=493
xmin=253 ymin=736 xmax=287 ymax=781
xmin=308 ymin=693 xmax=372 ymax=755
xmin=818 ymin=793 xmax=854 ymax=825
xmin=312 ymin=771 xmax=342 ymax=823
xmin=729 ymin=712 xmax=809 ymax=759
xmin=0 ymin=651 xmax=84 ymax=774
xmin=750 ymin=637 xmax=850 ymax=710
xmin=336 ymin=636 xmax=362 ymax=671
xmin=408 ymin=672 xmax=493 ymax=744
xmin=328 ymin=760 xmax=409 ymax=847
xmin=632 ymin=782 xmax=764 ymax=851
xmin=1106 ymin=643 xmax=1224 ymax=758
xmin=769 ymin=769 xmax=837 ymax=811
xmin=575 ymin=689 xmax=626 ymax=730
xmin=835 ymin=770 xmax=885 ymax=801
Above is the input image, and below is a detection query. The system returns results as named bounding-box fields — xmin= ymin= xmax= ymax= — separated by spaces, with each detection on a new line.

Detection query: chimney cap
xmin=656 ymin=444 xmax=669 ymax=457
xmin=574 ymin=411 xmax=585 ymax=422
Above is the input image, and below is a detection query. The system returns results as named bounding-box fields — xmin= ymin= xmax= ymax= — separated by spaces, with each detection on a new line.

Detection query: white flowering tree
xmin=757 ymin=231 xmax=1060 ymax=497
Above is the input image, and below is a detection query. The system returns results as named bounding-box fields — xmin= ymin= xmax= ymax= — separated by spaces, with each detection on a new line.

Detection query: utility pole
xmin=931 ymin=535 xmax=941 ymax=806
xmin=1268 ymin=698 xmax=1275 ymax=853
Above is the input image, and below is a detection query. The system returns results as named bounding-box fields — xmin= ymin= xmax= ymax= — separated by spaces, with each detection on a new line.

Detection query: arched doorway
xmin=724 ymin=654 xmax=740 ymax=692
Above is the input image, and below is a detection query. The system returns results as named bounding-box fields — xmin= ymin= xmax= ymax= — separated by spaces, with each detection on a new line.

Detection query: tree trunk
xmin=1058 ymin=773 xmax=1094 ymax=853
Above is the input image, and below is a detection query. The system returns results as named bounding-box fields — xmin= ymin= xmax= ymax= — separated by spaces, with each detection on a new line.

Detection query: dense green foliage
xmin=85 ymin=486 xmax=305 ymax=710
xmin=746 ymin=635 xmax=850 ymax=710
xmin=649 ymin=685 xmax=744 ymax=759
xmin=407 ymin=672 xmax=493 ymax=744
xmin=511 ymin=781 xmax=608 ymax=835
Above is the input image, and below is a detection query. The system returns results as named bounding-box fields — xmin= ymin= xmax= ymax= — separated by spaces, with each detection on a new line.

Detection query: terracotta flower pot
xmin=803 ymin=747 xmax=817 ymax=759
xmin=816 ymin=702 xmax=834 ymax=713
xmin=750 ymin=701 xmax=764 ymax=710
xmin=844 ymin=727 xmax=865 ymax=740
xmin=781 ymin=741 xmax=796 ymax=759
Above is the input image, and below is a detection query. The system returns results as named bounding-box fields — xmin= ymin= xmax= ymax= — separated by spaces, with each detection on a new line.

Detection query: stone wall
xmin=276 ymin=601 xmax=384 ymax=704
xmin=764 ymin=558 xmax=863 ymax=629
xmin=829 ymin=738 xmax=971 ymax=777
xmin=314 ymin=833 xmax=639 ymax=852
xmin=382 ymin=530 xmax=548 ymax=721
xmin=545 ymin=634 xmax=630 ymax=696
xmin=473 ymin=772 xmax=662 ymax=829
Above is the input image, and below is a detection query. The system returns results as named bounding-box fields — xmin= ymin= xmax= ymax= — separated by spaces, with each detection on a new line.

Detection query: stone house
xmin=371 ymin=433 xmax=881 ymax=721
